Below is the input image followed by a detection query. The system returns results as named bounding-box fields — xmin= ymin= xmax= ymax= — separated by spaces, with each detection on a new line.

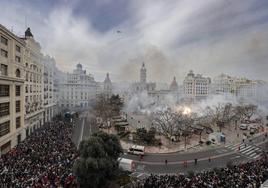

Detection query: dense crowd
xmin=0 ymin=117 xmax=78 ymax=188
xmin=135 ymin=156 xmax=268 ymax=188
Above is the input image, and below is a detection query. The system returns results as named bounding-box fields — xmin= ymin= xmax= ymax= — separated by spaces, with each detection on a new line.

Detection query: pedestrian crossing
xmin=225 ymin=143 xmax=262 ymax=159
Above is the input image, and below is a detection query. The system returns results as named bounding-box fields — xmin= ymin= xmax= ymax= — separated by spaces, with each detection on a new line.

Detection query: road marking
xmin=230 ymin=156 xmax=240 ymax=160
xmin=79 ymin=118 xmax=85 ymax=144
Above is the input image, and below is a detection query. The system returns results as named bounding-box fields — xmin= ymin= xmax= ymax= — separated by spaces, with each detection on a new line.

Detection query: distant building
xmin=59 ymin=63 xmax=100 ymax=110
xmin=183 ymin=70 xmax=211 ymax=102
xmin=149 ymin=76 xmax=180 ymax=103
xmin=103 ymin=73 xmax=113 ymax=99
xmin=43 ymin=55 xmax=58 ymax=123
xmin=131 ymin=63 xmax=156 ymax=94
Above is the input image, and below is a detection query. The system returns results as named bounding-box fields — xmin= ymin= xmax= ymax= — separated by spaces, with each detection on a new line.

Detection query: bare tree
xmin=152 ymin=109 xmax=177 ymax=139
xmin=173 ymin=111 xmax=195 ymax=149
xmin=235 ymin=104 xmax=257 ymax=122
xmin=204 ymin=103 xmax=236 ymax=132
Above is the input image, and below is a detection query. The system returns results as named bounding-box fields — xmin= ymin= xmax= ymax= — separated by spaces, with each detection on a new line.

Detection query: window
xmin=0 ymin=102 xmax=9 ymax=116
xmin=0 ymin=64 xmax=8 ymax=76
xmin=16 ymin=101 xmax=20 ymax=113
xmin=1 ymin=36 xmax=8 ymax=45
xmin=16 ymin=85 xmax=20 ymax=96
xmin=0 ymin=85 xmax=9 ymax=97
xmin=0 ymin=121 xmax=10 ymax=137
xmin=16 ymin=45 xmax=21 ymax=53
xmin=16 ymin=117 xmax=21 ymax=129
xmin=1 ymin=49 xmax=8 ymax=58
xmin=15 ymin=69 xmax=20 ymax=78
xmin=15 ymin=56 xmax=21 ymax=63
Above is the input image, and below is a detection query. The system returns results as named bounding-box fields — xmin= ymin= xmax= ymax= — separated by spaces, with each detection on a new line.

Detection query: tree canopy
xmin=73 ymin=132 xmax=123 ymax=188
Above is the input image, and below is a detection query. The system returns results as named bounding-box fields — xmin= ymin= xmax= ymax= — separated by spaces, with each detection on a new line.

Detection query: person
xmin=165 ymin=159 xmax=167 ymax=165
xmin=194 ymin=158 xmax=197 ymax=165
xmin=208 ymin=157 xmax=211 ymax=163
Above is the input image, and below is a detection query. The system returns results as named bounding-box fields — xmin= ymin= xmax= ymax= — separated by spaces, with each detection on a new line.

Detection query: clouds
xmin=1 ymin=0 xmax=268 ymax=82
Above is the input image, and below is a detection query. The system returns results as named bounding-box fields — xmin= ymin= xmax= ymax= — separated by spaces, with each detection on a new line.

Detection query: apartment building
xmin=23 ymin=28 xmax=44 ymax=137
xmin=59 ymin=63 xmax=100 ymax=110
xmin=0 ymin=24 xmax=25 ymax=155
xmin=183 ymin=70 xmax=211 ymax=102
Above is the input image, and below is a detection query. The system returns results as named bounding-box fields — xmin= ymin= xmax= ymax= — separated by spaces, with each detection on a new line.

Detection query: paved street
xmin=72 ymin=111 xmax=99 ymax=147
xmin=125 ymin=133 xmax=268 ymax=174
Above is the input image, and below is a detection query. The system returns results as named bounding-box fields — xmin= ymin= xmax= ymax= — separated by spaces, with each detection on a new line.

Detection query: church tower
xmin=140 ymin=62 xmax=146 ymax=83
xmin=103 ymin=73 xmax=112 ymax=98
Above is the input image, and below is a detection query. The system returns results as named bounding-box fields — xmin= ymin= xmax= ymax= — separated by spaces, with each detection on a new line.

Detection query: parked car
xmin=240 ymin=124 xmax=248 ymax=130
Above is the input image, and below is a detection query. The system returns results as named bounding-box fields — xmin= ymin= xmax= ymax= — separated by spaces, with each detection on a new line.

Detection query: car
xmin=239 ymin=124 xmax=248 ymax=130
xmin=249 ymin=128 xmax=255 ymax=134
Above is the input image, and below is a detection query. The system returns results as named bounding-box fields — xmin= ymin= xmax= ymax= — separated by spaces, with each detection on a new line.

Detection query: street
xmin=72 ymin=111 xmax=99 ymax=147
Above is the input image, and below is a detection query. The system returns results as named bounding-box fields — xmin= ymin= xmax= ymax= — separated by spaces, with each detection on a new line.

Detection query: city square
xmin=1 ymin=0 xmax=268 ymax=187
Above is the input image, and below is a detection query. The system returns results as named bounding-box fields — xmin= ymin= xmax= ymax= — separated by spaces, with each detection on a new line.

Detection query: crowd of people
xmin=0 ymin=117 xmax=78 ymax=187
xmin=134 ymin=156 xmax=268 ymax=188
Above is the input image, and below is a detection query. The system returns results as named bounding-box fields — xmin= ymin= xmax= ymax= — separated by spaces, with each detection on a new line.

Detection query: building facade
xmin=131 ymin=63 xmax=156 ymax=94
xmin=103 ymin=73 xmax=113 ymax=99
xmin=43 ymin=55 xmax=57 ymax=123
xmin=183 ymin=70 xmax=211 ymax=102
xmin=23 ymin=28 xmax=44 ymax=138
xmin=0 ymin=24 xmax=25 ymax=155
xmin=59 ymin=63 xmax=100 ymax=110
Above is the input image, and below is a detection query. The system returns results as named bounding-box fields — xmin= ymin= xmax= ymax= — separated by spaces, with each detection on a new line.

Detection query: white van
xmin=118 ymin=157 xmax=135 ymax=172
xmin=127 ymin=145 xmax=145 ymax=156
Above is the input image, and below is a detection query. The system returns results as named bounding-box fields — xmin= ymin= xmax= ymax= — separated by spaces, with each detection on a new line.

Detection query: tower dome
xmin=170 ymin=76 xmax=178 ymax=91
xmin=76 ymin=63 xmax=82 ymax=70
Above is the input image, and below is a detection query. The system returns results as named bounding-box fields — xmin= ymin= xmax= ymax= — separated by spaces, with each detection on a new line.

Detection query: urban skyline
xmin=0 ymin=0 xmax=268 ymax=82
xmin=1 ymin=1 xmax=268 ymax=187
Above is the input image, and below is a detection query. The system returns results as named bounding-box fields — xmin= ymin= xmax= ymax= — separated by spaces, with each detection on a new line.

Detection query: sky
xmin=1 ymin=0 xmax=268 ymax=83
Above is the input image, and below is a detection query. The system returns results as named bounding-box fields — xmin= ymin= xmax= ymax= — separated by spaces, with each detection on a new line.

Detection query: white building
xmin=59 ymin=63 xmax=100 ymax=110
xmin=23 ymin=28 xmax=44 ymax=137
xmin=211 ymin=74 xmax=236 ymax=95
xmin=43 ymin=55 xmax=57 ymax=123
xmin=0 ymin=24 xmax=25 ymax=154
xmin=183 ymin=70 xmax=211 ymax=102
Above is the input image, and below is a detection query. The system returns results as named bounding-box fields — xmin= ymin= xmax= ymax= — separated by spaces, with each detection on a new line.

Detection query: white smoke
xmin=123 ymin=88 xmax=268 ymax=118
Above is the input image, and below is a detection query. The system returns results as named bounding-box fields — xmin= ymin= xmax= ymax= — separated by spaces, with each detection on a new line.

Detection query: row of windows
xmin=0 ymin=85 xmax=9 ymax=97
xmin=0 ymin=121 xmax=10 ymax=138
xmin=0 ymin=101 xmax=20 ymax=116
xmin=0 ymin=64 xmax=21 ymax=78
xmin=0 ymin=102 xmax=9 ymax=116
xmin=0 ymin=85 xmax=20 ymax=97
xmin=1 ymin=36 xmax=8 ymax=45
xmin=0 ymin=50 xmax=21 ymax=60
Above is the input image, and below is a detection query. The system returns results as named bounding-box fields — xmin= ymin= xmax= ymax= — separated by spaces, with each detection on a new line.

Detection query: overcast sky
xmin=1 ymin=0 xmax=268 ymax=83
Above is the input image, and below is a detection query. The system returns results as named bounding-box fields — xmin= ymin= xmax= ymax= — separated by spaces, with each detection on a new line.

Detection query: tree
xmin=136 ymin=127 xmax=156 ymax=144
xmin=204 ymin=103 xmax=236 ymax=132
xmin=73 ymin=132 xmax=123 ymax=188
xmin=109 ymin=94 xmax=124 ymax=116
xmin=152 ymin=109 xmax=177 ymax=139
xmin=235 ymin=104 xmax=257 ymax=121
xmin=174 ymin=111 xmax=195 ymax=149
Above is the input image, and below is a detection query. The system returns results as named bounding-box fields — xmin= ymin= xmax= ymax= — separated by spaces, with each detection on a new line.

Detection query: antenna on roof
xmin=25 ymin=15 xmax=28 ymax=29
